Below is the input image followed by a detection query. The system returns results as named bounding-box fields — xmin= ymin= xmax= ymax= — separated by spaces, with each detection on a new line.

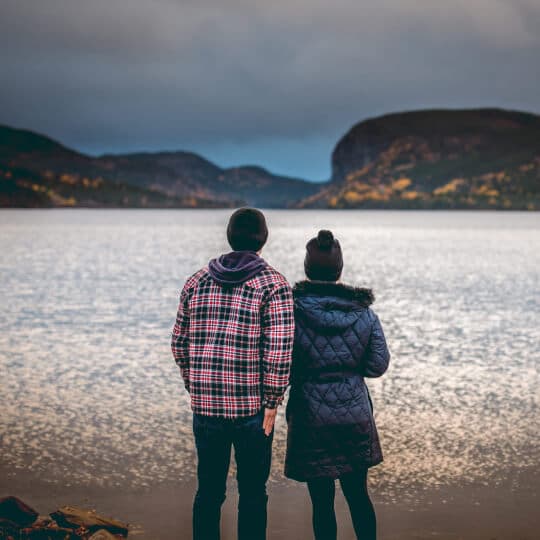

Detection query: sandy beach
xmin=2 ymin=464 xmax=538 ymax=540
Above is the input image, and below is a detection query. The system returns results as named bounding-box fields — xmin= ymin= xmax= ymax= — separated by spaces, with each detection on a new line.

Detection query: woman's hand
xmin=263 ymin=407 xmax=277 ymax=436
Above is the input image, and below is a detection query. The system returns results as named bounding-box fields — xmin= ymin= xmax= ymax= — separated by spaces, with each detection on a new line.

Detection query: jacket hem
xmin=284 ymin=459 xmax=383 ymax=482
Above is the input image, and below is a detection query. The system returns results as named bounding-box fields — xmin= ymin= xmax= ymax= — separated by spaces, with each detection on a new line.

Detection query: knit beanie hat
xmin=304 ymin=230 xmax=343 ymax=281
xmin=227 ymin=207 xmax=269 ymax=251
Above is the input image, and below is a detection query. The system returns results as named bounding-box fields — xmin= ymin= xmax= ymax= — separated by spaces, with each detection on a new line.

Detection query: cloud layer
xmin=1 ymin=0 xmax=539 ymax=179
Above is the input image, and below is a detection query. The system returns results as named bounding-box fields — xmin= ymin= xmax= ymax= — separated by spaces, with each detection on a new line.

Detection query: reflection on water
xmin=0 ymin=210 xmax=539 ymax=500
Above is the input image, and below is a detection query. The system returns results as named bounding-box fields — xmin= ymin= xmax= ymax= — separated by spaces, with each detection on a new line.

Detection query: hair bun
xmin=317 ymin=230 xmax=334 ymax=250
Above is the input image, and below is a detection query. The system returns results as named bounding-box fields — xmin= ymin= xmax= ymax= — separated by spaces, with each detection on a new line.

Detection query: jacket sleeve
xmin=260 ymin=282 xmax=295 ymax=409
xmin=362 ymin=311 xmax=390 ymax=378
xmin=171 ymin=284 xmax=192 ymax=392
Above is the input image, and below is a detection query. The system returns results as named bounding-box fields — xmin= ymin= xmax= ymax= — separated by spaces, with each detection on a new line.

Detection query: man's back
xmin=172 ymin=254 xmax=294 ymax=418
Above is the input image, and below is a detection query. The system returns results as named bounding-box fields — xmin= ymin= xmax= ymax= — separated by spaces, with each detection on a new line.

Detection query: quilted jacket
xmin=284 ymin=280 xmax=390 ymax=481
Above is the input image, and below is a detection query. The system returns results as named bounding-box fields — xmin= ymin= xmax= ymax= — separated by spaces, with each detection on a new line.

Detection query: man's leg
xmin=192 ymin=414 xmax=232 ymax=540
xmin=233 ymin=409 xmax=273 ymax=540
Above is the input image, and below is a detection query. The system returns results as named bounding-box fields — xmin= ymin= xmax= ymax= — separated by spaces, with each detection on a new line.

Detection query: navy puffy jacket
xmin=284 ymin=280 xmax=390 ymax=481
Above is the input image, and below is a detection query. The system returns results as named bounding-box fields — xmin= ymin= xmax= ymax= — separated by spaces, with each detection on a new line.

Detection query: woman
xmin=285 ymin=230 xmax=390 ymax=540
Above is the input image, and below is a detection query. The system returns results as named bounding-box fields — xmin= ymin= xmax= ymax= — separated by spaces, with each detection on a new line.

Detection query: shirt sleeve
xmin=260 ymin=282 xmax=295 ymax=409
xmin=171 ymin=284 xmax=192 ymax=392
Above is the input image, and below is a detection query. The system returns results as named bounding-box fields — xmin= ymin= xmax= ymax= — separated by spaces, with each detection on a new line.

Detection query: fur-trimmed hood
xmin=293 ymin=280 xmax=374 ymax=307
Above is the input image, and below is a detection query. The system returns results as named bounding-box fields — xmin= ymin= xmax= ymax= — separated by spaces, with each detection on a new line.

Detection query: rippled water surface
xmin=1 ymin=210 xmax=539 ymax=500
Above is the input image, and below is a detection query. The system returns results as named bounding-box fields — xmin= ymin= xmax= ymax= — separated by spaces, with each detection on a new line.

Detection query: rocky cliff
xmin=297 ymin=108 xmax=540 ymax=209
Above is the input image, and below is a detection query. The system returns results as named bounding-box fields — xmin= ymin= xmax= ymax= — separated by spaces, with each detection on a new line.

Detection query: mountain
xmin=2 ymin=108 xmax=540 ymax=209
xmin=95 ymin=152 xmax=319 ymax=207
xmin=0 ymin=125 xmax=319 ymax=208
xmin=296 ymin=108 xmax=540 ymax=209
xmin=0 ymin=126 xmax=225 ymax=208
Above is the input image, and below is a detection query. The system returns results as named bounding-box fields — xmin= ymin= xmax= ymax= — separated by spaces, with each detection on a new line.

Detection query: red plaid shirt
xmin=171 ymin=264 xmax=295 ymax=418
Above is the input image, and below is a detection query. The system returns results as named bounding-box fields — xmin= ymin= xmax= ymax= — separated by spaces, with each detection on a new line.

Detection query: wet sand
xmin=2 ymin=466 xmax=538 ymax=540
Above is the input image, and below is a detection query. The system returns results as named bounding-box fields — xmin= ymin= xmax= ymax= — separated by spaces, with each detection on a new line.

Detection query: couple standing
xmin=171 ymin=208 xmax=390 ymax=540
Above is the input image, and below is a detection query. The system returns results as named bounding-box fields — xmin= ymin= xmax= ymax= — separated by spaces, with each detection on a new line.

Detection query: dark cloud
xmin=1 ymin=0 xmax=539 ymax=180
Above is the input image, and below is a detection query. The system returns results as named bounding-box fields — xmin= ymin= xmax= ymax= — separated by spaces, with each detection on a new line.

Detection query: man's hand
xmin=263 ymin=407 xmax=277 ymax=436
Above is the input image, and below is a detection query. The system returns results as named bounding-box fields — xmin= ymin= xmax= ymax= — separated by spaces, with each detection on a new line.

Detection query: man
xmin=171 ymin=207 xmax=295 ymax=540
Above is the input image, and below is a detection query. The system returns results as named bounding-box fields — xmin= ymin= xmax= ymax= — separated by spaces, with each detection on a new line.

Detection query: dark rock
xmin=49 ymin=506 xmax=128 ymax=537
xmin=0 ymin=496 xmax=39 ymax=529
xmin=20 ymin=523 xmax=77 ymax=539
xmin=87 ymin=529 xmax=119 ymax=540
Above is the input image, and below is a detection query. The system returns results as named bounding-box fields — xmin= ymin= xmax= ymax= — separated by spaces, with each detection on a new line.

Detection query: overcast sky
xmin=1 ymin=0 xmax=539 ymax=180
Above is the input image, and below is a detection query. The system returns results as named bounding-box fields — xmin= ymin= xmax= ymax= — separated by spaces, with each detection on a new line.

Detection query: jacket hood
xmin=293 ymin=280 xmax=374 ymax=332
xmin=293 ymin=280 xmax=374 ymax=306
xmin=208 ymin=250 xmax=267 ymax=286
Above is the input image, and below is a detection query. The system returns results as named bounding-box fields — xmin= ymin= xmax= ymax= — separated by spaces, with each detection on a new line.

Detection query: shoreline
xmin=2 ymin=469 xmax=538 ymax=540
xmin=1 ymin=207 xmax=539 ymax=212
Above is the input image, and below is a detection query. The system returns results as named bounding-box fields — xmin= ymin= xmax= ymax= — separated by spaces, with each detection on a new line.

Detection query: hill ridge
xmin=2 ymin=107 xmax=539 ymax=209
xmin=0 ymin=123 xmax=319 ymax=208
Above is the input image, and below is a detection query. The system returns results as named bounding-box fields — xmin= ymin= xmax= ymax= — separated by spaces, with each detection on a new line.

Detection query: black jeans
xmin=192 ymin=409 xmax=273 ymax=540
xmin=307 ymin=469 xmax=376 ymax=540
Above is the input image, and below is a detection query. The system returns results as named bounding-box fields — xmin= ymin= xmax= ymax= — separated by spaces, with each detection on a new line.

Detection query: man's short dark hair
xmin=227 ymin=207 xmax=268 ymax=251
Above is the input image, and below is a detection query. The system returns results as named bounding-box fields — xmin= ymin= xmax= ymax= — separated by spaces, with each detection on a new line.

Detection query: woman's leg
xmin=307 ymin=477 xmax=337 ymax=540
xmin=339 ymin=469 xmax=376 ymax=540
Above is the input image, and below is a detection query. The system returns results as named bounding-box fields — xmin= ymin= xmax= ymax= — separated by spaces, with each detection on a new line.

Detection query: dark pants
xmin=192 ymin=409 xmax=273 ymax=540
xmin=307 ymin=469 xmax=376 ymax=540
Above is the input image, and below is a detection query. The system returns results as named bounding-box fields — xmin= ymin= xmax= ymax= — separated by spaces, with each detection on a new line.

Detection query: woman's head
xmin=304 ymin=230 xmax=343 ymax=282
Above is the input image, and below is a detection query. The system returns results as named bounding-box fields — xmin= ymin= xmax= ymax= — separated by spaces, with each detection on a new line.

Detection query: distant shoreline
xmin=3 ymin=109 xmax=539 ymax=210
xmin=1 ymin=207 xmax=539 ymax=212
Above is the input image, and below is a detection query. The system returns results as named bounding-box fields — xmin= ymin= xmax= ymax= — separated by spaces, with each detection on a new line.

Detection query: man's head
xmin=227 ymin=207 xmax=268 ymax=252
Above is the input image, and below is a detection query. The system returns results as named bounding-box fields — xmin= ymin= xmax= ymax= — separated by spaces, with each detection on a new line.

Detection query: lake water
xmin=1 ymin=209 xmax=539 ymax=506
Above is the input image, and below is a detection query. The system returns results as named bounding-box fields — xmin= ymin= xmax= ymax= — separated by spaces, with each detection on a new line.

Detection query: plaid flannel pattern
xmin=171 ymin=265 xmax=295 ymax=418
